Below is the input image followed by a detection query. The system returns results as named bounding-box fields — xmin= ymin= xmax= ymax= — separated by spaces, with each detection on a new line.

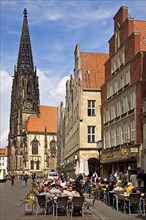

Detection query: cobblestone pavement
xmin=0 ymin=178 xmax=145 ymax=220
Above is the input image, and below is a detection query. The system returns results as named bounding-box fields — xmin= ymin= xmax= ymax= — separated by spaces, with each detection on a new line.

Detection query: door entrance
xmin=88 ymin=158 xmax=99 ymax=176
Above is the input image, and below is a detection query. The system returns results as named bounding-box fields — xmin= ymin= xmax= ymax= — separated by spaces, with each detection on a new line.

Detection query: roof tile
xmin=80 ymin=53 xmax=109 ymax=88
xmin=26 ymin=105 xmax=58 ymax=133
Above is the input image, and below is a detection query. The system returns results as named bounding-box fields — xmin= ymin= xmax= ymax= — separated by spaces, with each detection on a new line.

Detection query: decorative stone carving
xmin=142 ymin=100 xmax=146 ymax=113
xmin=24 ymin=100 xmax=33 ymax=110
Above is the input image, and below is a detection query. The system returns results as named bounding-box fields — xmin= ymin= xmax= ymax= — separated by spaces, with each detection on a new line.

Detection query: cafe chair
xmin=53 ymin=196 xmax=69 ymax=218
xmin=84 ymin=192 xmax=97 ymax=214
xmin=70 ymin=196 xmax=85 ymax=218
xmin=36 ymin=194 xmax=47 ymax=216
xmin=141 ymin=193 xmax=146 ymax=215
xmin=124 ymin=193 xmax=142 ymax=214
xmin=113 ymin=190 xmax=125 ymax=211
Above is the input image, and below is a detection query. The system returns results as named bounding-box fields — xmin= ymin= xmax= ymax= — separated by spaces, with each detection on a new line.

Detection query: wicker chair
xmin=124 ymin=193 xmax=142 ymax=214
xmin=113 ymin=190 xmax=125 ymax=211
xmin=70 ymin=196 xmax=85 ymax=218
xmin=53 ymin=196 xmax=69 ymax=218
xmin=141 ymin=193 xmax=146 ymax=215
xmin=84 ymin=192 xmax=97 ymax=214
xmin=36 ymin=194 xmax=47 ymax=216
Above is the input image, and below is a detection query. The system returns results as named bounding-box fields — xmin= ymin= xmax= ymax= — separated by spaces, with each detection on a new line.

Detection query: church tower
xmin=8 ymin=9 xmax=40 ymax=172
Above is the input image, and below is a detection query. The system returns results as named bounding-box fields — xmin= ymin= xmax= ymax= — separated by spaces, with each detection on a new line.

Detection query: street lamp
xmin=96 ymin=140 xmax=102 ymax=177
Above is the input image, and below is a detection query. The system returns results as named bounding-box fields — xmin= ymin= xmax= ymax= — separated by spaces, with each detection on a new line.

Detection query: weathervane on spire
xmin=23 ymin=8 xmax=27 ymax=17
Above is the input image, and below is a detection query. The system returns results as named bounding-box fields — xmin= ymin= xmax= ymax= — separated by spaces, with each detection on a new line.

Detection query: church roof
xmin=26 ymin=105 xmax=58 ymax=133
xmin=80 ymin=53 xmax=109 ymax=89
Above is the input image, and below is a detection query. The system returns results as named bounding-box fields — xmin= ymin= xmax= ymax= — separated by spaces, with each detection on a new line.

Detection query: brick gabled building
xmin=101 ymin=6 xmax=146 ymax=176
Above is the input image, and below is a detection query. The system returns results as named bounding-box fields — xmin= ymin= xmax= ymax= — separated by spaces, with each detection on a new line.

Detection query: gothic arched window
xmin=50 ymin=140 xmax=57 ymax=155
xmin=31 ymin=160 xmax=34 ymax=170
xmin=36 ymin=160 xmax=39 ymax=170
xmin=27 ymin=81 xmax=32 ymax=99
xmin=31 ymin=138 xmax=39 ymax=154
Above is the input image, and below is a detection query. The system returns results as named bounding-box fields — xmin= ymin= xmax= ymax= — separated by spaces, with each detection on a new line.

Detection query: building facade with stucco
xmin=59 ymin=44 xmax=108 ymax=176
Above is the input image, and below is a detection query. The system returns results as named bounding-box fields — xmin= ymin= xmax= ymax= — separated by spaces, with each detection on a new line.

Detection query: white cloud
xmin=0 ymin=71 xmax=12 ymax=147
xmin=37 ymin=69 xmax=69 ymax=106
xmin=46 ymin=11 xmax=62 ymax=21
xmin=55 ymin=76 xmax=70 ymax=95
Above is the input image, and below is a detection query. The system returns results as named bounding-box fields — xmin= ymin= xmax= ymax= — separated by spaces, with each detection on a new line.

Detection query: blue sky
xmin=0 ymin=0 xmax=146 ymax=147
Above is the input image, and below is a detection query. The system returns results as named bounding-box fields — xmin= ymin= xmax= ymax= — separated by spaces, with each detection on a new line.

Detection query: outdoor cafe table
xmin=118 ymin=193 xmax=144 ymax=213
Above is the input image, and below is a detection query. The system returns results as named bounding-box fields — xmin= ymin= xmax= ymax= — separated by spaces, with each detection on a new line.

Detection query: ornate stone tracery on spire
xmin=17 ymin=8 xmax=34 ymax=69
xmin=23 ymin=8 xmax=27 ymax=17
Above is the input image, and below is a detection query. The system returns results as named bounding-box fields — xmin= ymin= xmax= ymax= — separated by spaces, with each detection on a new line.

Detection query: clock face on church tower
xmin=24 ymin=100 xmax=33 ymax=110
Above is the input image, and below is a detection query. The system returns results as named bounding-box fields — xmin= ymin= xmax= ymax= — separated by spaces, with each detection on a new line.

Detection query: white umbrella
xmin=75 ymin=161 xmax=80 ymax=175
xmin=79 ymin=158 xmax=84 ymax=174
xmin=84 ymin=159 xmax=89 ymax=176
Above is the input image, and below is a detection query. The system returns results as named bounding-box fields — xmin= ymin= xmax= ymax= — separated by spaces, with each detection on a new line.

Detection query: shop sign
xmin=106 ymin=152 xmax=113 ymax=158
xmin=81 ymin=152 xmax=98 ymax=158
xmin=121 ymin=147 xmax=130 ymax=156
xmin=130 ymin=147 xmax=138 ymax=153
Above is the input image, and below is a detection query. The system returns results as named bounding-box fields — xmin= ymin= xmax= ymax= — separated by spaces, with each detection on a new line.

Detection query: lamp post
xmin=96 ymin=140 xmax=102 ymax=177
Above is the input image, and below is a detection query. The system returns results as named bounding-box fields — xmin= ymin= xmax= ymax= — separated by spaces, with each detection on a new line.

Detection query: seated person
xmin=59 ymin=178 xmax=67 ymax=188
xmin=125 ymin=182 xmax=134 ymax=194
xmin=131 ymin=187 xmax=140 ymax=193
xmin=63 ymin=186 xmax=80 ymax=197
xmin=50 ymin=183 xmax=62 ymax=196
xmin=40 ymin=183 xmax=55 ymax=200
xmin=113 ymin=180 xmax=125 ymax=192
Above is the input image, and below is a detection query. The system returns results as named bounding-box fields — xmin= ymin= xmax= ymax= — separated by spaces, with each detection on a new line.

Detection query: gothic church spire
xmin=17 ymin=8 xmax=34 ymax=70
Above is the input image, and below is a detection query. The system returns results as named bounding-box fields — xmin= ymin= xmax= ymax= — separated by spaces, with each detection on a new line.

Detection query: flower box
xmin=24 ymin=202 xmax=33 ymax=215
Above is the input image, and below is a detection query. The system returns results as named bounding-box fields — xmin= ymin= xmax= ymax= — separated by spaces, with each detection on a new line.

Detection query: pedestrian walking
xmin=31 ymin=172 xmax=36 ymax=186
xmin=11 ymin=174 xmax=15 ymax=186
xmin=22 ymin=173 xmax=28 ymax=187
xmin=92 ymin=171 xmax=98 ymax=184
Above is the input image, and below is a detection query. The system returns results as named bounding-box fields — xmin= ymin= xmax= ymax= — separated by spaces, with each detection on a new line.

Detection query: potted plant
xmin=20 ymin=187 xmax=37 ymax=215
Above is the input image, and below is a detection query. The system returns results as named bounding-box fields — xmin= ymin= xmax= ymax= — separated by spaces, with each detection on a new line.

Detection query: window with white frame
xmin=110 ymin=128 xmax=115 ymax=147
xmin=88 ymin=100 xmax=96 ymax=116
xmin=116 ymin=100 xmax=121 ymax=117
xmin=105 ymin=108 xmax=109 ymax=123
xmin=122 ymin=49 xmax=125 ymax=64
xmin=130 ymin=91 xmax=135 ymax=110
xmin=120 ymin=76 xmax=124 ymax=89
xmin=88 ymin=126 xmax=95 ymax=143
xmin=110 ymin=104 xmax=115 ymax=120
xmin=125 ymin=70 xmax=130 ymax=85
xmin=130 ymin=120 xmax=135 ymax=141
xmin=123 ymin=96 xmax=128 ymax=114
xmin=109 ymin=85 xmax=113 ymax=97
xmin=105 ymin=130 xmax=109 ymax=148
xmin=114 ymin=61 xmax=117 ymax=72
xmin=123 ymin=123 xmax=128 ymax=143
xmin=116 ymin=125 xmax=121 ymax=145
xmin=118 ymin=57 xmax=121 ymax=68
xmin=114 ymin=81 xmax=118 ymax=93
